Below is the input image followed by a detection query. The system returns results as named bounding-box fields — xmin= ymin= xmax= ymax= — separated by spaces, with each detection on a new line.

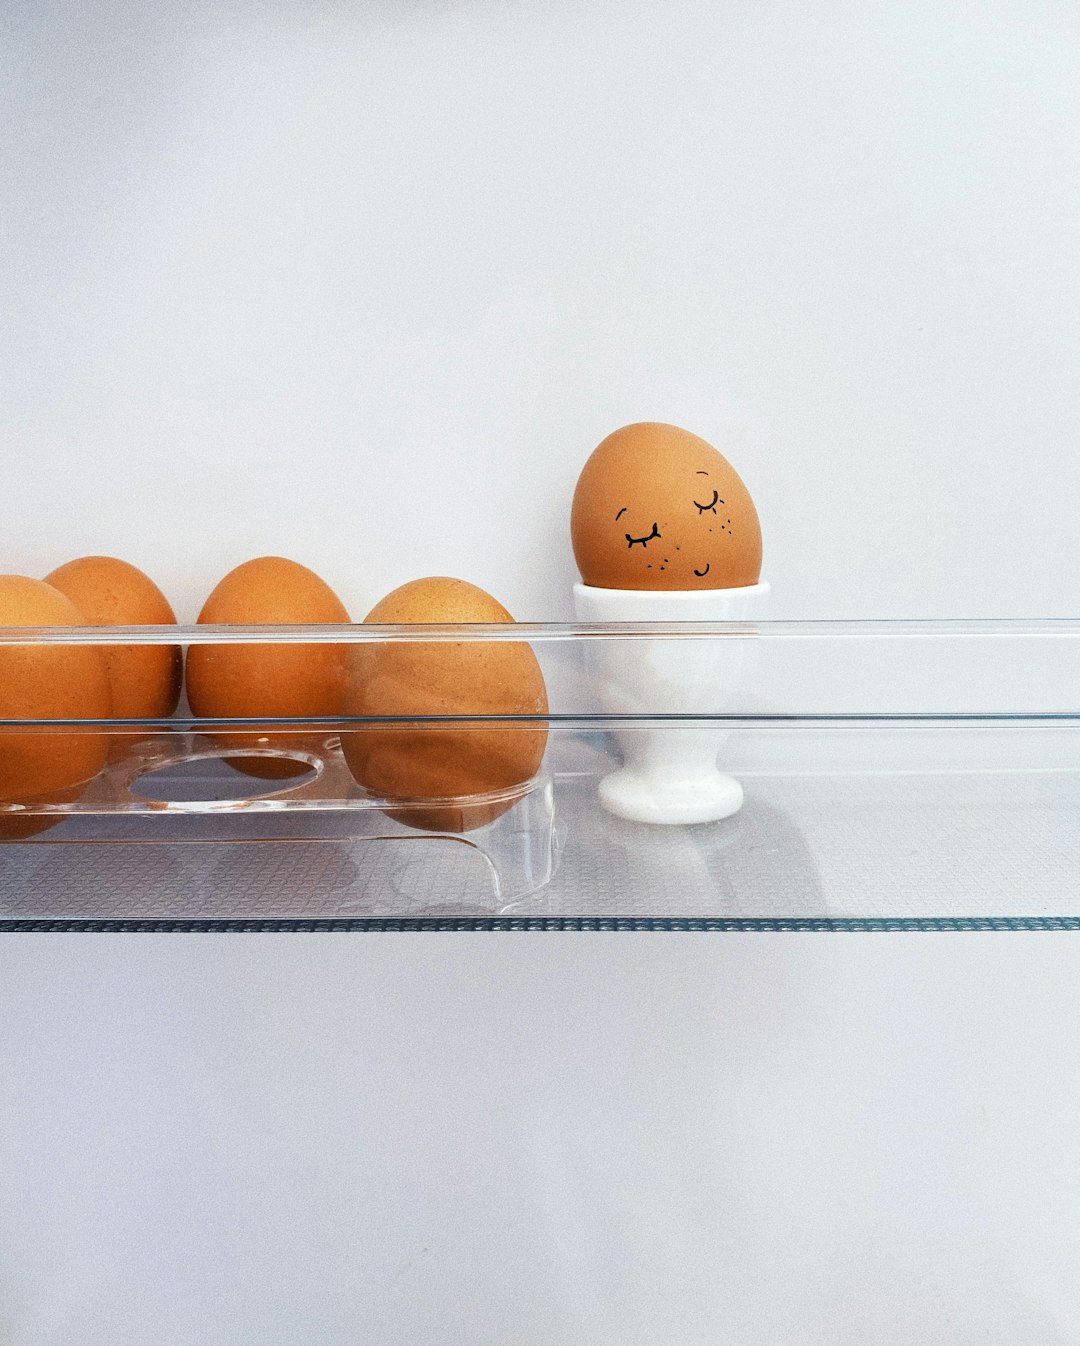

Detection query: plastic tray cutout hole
xmin=128 ymin=751 xmax=322 ymax=804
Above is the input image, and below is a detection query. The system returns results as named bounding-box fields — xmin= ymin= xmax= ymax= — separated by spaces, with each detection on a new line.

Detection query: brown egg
xmin=341 ymin=577 xmax=548 ymax=832
xmin=571 ymin=422 xmax=762 ymax=590
xmin=45 ymin=557 xmax=182 ymax=732
xmin=0 ymin=782 xmax=88 ymax=841
xmin=186 ymin=557 xmax=350 ymax=780
xmin=0 ymin=576 xmax=112 ymax=838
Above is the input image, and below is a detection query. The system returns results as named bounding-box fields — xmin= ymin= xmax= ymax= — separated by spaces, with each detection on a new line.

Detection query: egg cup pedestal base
xmin=598 ymin=765 xmax=744 ymax=826
xmin=572 ymin=579 xmax=770 ymax=827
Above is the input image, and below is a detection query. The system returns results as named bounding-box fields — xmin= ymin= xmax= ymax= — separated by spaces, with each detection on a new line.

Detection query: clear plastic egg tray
xmin=2 ymin=619 xmax=1079 ymax=930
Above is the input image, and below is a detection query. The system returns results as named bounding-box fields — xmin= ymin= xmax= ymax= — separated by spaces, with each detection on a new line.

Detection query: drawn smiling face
xmin=570 ymin=422 xmax=762 ymax=590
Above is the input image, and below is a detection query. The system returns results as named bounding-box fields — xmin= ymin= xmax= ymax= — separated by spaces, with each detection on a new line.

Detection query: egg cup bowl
xmin=572 ymin=581 xmax=771 ymax=825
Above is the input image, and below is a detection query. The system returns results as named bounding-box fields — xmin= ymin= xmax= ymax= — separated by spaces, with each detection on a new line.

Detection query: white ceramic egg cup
xmin=573 ymin=580 xmax=770 ymax=825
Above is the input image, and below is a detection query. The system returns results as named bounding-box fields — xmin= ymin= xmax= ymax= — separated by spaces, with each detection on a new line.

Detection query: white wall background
xmin=2 ymin=932 xmax=1080 ymax=1346
xmin=3 ymin=0 xmax=1079 ymax=622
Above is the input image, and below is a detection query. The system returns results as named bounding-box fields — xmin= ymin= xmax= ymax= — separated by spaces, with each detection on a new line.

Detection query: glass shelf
xmin=1 ymin=619 xmax=1078 ymax=930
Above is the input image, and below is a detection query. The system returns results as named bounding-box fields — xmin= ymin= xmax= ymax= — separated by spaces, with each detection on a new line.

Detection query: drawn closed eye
xmin=626 ymin=523 xmax=660 ymax=548
xmin=694 ymin=490 xmax=721 ymax=514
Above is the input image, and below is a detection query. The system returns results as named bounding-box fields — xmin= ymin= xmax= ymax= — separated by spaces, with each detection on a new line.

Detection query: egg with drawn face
xmin=571 ymin=423 xmax=762 ymax=590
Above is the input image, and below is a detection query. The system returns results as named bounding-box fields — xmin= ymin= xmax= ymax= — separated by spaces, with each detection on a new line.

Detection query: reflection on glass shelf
xmin=0 ymin=619 xmax=1078 ymax=929
xmin=2 ymin=735 xmax=1079 ymax=929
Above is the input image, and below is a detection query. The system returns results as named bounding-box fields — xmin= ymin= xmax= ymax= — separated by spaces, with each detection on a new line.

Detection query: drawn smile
xmin=693 ymin=563 xmax=711 ymax=577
